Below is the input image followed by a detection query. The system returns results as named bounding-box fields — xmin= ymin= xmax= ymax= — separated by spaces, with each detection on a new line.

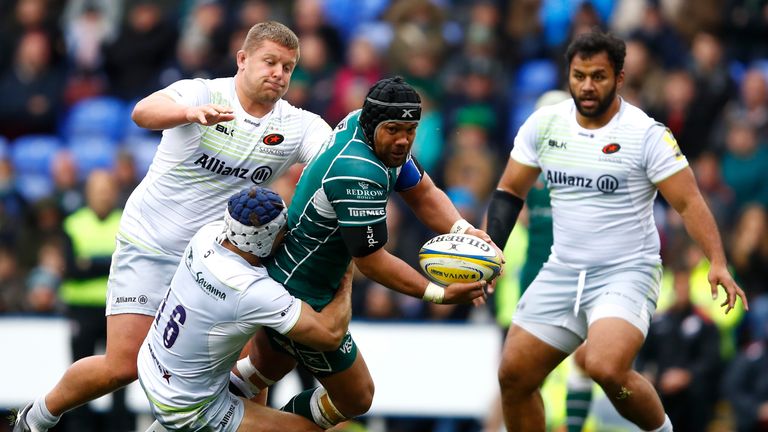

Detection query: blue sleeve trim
xmin=394 ymin=156 xmax=424 ymax=191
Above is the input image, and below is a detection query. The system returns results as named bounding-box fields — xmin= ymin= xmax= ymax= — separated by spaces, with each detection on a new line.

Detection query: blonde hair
xmin=242 ymin=21 xmax=299 ymax=55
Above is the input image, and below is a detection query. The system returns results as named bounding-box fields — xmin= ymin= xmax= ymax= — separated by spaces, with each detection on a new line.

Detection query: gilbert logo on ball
xmin=419 ymin=233 xmax=502 ymax=286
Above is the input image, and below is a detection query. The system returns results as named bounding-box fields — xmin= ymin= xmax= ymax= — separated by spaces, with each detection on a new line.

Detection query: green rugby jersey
xmin=267 ymin=111 xmax=400 ymax=309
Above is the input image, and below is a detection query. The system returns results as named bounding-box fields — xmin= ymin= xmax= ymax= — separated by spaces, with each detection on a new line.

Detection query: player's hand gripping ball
xmin=419 ymin=233 xmax=503 ymax=286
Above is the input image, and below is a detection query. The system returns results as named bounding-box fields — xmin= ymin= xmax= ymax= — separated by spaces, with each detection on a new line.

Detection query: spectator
xmin=721 ymin=120 xmax=768 ymax=211
xmin=49 ymin=151 xmax=84 ymax=217
xmin=25 ymin=239 xmax=64 ymax=314
xmin=58 ymin=169 xmax=127 ymax=431
xmin=687 ymin=31 xmax=737 ymax=155
xmin=620 ymin=38 xmax=666 ymax=112
xmin=173 ymin=0 xmax=228 ymax=80
xmin=723 ymin=328 xmax=768 ymax=432
xmin=502 ymin=0 xmax=549 ymax=67
xmin=61 ymin=3 xmax=113 ymax=105
xmin=285 ymin=33 xmax=338 ymax=116
xmin=291 ymin=0 xmax=344 ymax=64
xmin=442 ymin=57 xmax=508 ymax=156
xmin=0 ymin=244 xmax=26 ymax=313
xmin=326 ymin=35 xmax=382 ymax=126
xmin=692 ymin=152 xmax=735 ymax=229
xmin=0 ymin=0 xmax=65 ymax=72
xmin=722 ymin=0 xmax=768 ymax=63
xmin=0 ymin=155 xmax=31 ymax=248
xmin=651 ymin=69 xmax=711 ymax=161
xmin=628 ymin=0 xmax=688 ymax=69
xmin=112 ymin=150 xmax=138 ymax=209
xmin=721 ymin=68 xmax=768 ymax=144
xmin=729 ymin=205 xmax=768 ymax=342
xmin=0 ymin=30 xmax=65 ymax=140
xmin=102 ymin=1 xmax=177 ymax=100
xmin=637 ymin=264 xmax=722 ymax=432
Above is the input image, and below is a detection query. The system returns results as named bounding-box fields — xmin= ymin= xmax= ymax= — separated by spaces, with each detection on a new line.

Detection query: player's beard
xmin=571 ymin=81 xmax=617 ymax=119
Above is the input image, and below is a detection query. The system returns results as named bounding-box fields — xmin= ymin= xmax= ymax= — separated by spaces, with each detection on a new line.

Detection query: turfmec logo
xmin=348 ymin=207 xmax=385 ymax=217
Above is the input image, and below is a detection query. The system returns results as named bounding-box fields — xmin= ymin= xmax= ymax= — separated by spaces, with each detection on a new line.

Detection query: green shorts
xmin=264 ymin=328 xmax=358 ymax=378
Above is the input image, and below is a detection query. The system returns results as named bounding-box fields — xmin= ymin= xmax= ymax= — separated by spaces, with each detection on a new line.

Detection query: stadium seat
xmin=67 ymin=135 xmax=118 ymax=178
xmin=60 ymin=96 xmax=128 ymax=141
xmin=122 ymin=99 xmax=151 ymax=138
xmin=515 ymin=59 xmax=559 ymax=98
xmin=121 ymin=135 xmax=159 ymax=176
xmin=15 ymin=173 xmax=54 ymax=202
xmin=10 ymin=134 xmax=62 ymax=175
xmin=509 ymin=96 xmax=538 ymax=138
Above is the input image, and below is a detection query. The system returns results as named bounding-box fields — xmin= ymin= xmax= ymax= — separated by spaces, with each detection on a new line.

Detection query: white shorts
xmin=145 ymin=388 xmax=245 ymax=432
xmin=512 ymin=259 xmax=663 ymax=354
xmin=105 ymin=237 xmax=181 ymax=316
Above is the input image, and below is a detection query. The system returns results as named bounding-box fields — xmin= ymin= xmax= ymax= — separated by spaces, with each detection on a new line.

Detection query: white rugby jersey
xmin=119 ymin=77 xmax=332 ymax=255
xmin=511 ymin=98 xmax=688 ymax=267
xmin=137 ymin=222 xmax=302 ymax=409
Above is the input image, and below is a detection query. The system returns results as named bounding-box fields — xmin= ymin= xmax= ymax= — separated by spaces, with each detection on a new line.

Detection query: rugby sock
xmin=228 ymin=371 xmax=256 ymax=399
xmin=647 ymin=414 xmax=672 ymax=432
xmin=281 ymin=388 xmax=315 ymax=423
xmin=281 ymin=387 xmax=346 ymax=428
xmin=565 ymin=370 xmax=593 ymax=432
xmin=27 ymin=397 xmax=61 ymax=432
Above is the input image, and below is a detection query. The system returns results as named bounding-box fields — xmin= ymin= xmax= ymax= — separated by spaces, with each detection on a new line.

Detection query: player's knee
xmin=498 ymin=360 xmax=534 ymax=393
xmin=582 ymin=358 xmax=624 ymax=388
xmin=333 ymin=380 xmax=374 ymax=417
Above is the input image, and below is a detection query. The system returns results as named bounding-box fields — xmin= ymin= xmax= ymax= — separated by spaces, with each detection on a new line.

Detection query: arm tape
xmin=486 ymin=189 xmax=525 ymax=249
xmin=340 ymin=222 xmax=388 ymax=257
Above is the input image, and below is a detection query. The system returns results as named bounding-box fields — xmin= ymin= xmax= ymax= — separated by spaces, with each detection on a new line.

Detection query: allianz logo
xmin=546 ymin=170 xmax=618 ymax=193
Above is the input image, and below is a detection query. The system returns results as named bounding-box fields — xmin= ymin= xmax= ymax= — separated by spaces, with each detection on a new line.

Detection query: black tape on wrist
xmin=486 ymin=189 xmax=524 ymax=250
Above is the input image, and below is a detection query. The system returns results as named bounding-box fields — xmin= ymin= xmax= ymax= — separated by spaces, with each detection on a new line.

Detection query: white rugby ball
xmin=418 ymin=233 xmax=502 ymax=286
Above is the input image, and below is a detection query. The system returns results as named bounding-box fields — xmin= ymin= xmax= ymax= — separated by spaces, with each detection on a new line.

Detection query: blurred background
xmin=0 ymin=0 xmax=767 ymax=431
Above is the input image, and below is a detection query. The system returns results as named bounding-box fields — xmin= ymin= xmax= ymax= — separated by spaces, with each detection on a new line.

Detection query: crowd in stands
xmin=1 ymin=0 xmax=768 ymax=431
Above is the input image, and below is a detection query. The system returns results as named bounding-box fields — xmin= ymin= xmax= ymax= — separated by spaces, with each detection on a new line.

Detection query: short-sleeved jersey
xmin=510 ymin=98 xmax=688 ymax=268
xmin=137 ymin=222 xmax=302 ymax=410
xmin=119 ymin=77 xmax=332 ymax=255
xmin=267 ymin=110 xmax=413 ymax=309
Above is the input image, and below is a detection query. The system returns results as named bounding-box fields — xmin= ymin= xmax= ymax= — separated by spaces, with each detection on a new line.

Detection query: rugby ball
xmin=419 ymin=233 xmax=502 ymax=286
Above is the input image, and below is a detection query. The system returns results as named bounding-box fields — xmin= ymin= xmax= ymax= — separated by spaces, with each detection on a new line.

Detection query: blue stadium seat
xmin=67 ymin=135 xmax=118 ymax=178
xmin=515 ymin=59 xmax=559 ymax=98
xmin=10 ymin=135 xmax=62 ymax=175
xmin=121 ymin=135 xmax=159 ymax=176
xmin=61 ymin=96 xmax=128 ymax=141
xmin=122 ymin=99 xmax=154 ymax=138
xmin=15 ymin=173 xmax=54 ymax=202
xmin=509 ymin=96 xmax=538 ymax=138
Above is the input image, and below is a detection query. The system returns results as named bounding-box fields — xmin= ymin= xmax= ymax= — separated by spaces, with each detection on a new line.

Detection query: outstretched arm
xmin=657 ymin=167 xmax=749 ymax=313
xmin=353 ymin=247 xmax=487 ymax=305
xmin=399 ymin=172 xmax=500 ymax=255
xmin=131 ymin=91 xmax=235 ymax=130
xmin=398 ymin=172 xmax=463 ymax=233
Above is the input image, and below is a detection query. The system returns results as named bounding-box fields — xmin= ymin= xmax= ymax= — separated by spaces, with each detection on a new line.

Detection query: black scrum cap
xmin=359 ymin=76 xmax=421 ymax=144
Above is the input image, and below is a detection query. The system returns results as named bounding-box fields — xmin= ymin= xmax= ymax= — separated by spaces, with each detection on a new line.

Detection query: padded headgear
xmin=359 ymin=76 xmax=422 ymax=144
xmin=221 ymin=186 xmax=287 ymax=257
